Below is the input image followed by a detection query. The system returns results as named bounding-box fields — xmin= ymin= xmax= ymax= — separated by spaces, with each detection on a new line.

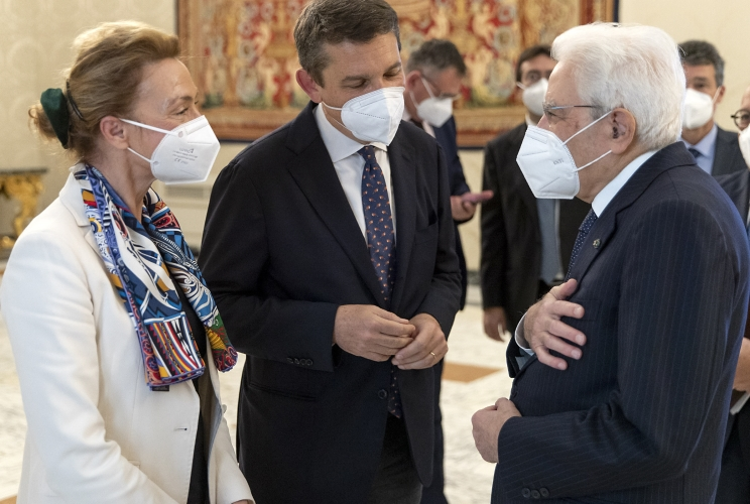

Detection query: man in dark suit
xmin=471 ymin=23 xmax=750 ymax=503
xmin=679 ymin=40 xmax=746 ymax=177
xmin=481 ymin=45 xmax=589 ymax=340
xmin=199 ymin=1 xmax=461 ymax=503
xmin=714 ymin=83 xmax=750 ymax=503
xmin=401 ymin=38 xmax=491 ymax=504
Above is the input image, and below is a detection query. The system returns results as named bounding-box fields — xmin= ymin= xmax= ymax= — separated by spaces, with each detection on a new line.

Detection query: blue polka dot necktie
xmin=565 ymin=209 xmax=598 ymax=281
xmin=358 ymin=145 xmax=402 ymax=418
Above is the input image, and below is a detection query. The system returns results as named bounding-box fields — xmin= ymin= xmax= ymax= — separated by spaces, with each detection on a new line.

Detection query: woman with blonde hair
xmin=0 ymin=21 xmax=253 ymax=504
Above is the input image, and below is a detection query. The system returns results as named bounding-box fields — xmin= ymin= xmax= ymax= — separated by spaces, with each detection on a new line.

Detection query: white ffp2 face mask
xmin=121 ymin=115 xmax=221 ymax=185
xmin=739 ymin=127 xmax=750 ymax=169
xmin=516 ymin=112 xmax=612 ymax=199
xmin=412 ymin=76 xmax=453 ymax=128
xmin=682 ymin=88 xmax=719 ymax=130
xmin=322 ymin=87 xmax=405 ymax=145
xmin=518 ymin=78 xmax=548 ymax=118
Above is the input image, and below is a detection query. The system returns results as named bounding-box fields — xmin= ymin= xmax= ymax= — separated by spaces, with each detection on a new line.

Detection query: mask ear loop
xmin=320 ymin=102 xmax=352 ymax=132
xmin=711 ymin=87 xmax=721 ymax=104
xmin=562 ymin=110 xmax=612 ymax=146
xmin=574 ymin=149 xmax=612 ymax=171
xmin=119 ymin=118 xmax=176 ymax=136
xmin=563 ymin=111 xmax=614 ymax=171
xmin=321 ymin=103 xmax=380 ymax=144
xmin=118 ymin=118 xmax=173 ymax=164
xmin=420 ymin=75 xmax=437 ymax=99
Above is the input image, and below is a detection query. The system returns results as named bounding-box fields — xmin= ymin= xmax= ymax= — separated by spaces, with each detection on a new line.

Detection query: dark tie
xmin=688 ymin=147 xmax=701 ymax=163
xmin=565 ymin=209 xmax=598 ymax=280
xmin=358 ymin=145 xmax=401 ymax=418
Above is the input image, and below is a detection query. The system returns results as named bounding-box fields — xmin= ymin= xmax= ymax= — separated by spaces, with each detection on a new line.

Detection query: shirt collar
xmin=591 ymin=150 xmax=658 ymax=217
xmin=681 ymin=122 xmax=718 ymax=158
xmin=314 ymin=103 xmax=387 ymax=162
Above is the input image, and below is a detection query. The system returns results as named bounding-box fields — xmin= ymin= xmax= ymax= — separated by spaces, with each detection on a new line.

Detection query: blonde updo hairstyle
xmin=29 ymin=21 xmax=180 ymax=161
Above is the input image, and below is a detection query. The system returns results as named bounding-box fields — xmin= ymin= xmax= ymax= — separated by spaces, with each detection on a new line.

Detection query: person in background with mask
xmin=402 ymin=39 xmax=492 ymax=310
xmin=0 ymin=21 xmax=253 ymax=504
xmin=401 ymin=38 xmax=490 ymax=504
xmin=714 ymin=84 xmax=750 ymax=503
xmin=471 ymin=23 xmax=749 ymax=503
xmin=480 ymin=45 xmax=589 ymax=342
xmin=198 ymin=1 xmax=462 ymax=502
xmin=680 ymin=40 xmax=746 ymax=176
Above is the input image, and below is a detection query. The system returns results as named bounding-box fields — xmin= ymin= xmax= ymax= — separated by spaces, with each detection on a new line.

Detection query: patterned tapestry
xmin=179 ymin=0 xmax=615 ymax=143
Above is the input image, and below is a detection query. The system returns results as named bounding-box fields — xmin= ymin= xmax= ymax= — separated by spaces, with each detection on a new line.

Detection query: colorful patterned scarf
xmin=75 ymin=165 xmax=237 ymax=390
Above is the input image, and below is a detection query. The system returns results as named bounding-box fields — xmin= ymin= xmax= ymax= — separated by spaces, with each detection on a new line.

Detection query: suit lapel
xmin=567 ymin=143 xmax=695 ymax=284
xmin=284 ymin=103 xmax=386 ymax=306
xmin=58 ymin=171 xmax=101 ymax=256
xmin=713 ymin=128 xmax=728 ymax=175
xmin=388 ymin=130 xmax=417 ymax=310
xmin=515 ymin=144 xmax=695 ymax=381
xmin=713 ymin=126 xmax=744 ymax=176
xmin=739 ymin=172 xmax=750 ymax=225
xmin=721 ymin=171 xmax=750 ymax=221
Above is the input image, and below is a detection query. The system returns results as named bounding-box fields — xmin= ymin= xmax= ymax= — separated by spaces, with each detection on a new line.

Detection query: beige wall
xmin=0 ymin=0 xmax=175 ymax=234
xmin=621 ymin=0 xmax=750 ymax=132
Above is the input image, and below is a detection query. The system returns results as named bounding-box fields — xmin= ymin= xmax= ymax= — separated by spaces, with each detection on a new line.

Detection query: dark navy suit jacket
xmin=433 ymin=116 xmax=470 ymax=308
xmin=433 ymin=117 xmax=470 ymax=197
xmin=712 ymin=125 xmax=747 ymax=177
xmin=199 ymin=102 xmax=461 ymax=504
xmin=716 ymin=167 xmax=750 ymax=474
xmin=497 ymin=143 xmax=750 ymax=503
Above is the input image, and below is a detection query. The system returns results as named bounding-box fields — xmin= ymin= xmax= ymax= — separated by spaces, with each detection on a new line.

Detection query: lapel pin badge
xmin=593 ymin=238 xmax=601 ymax=249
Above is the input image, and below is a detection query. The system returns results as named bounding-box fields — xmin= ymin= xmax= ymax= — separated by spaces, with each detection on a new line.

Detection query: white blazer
xmin=0 ymin=171 xmax=253 ymax=504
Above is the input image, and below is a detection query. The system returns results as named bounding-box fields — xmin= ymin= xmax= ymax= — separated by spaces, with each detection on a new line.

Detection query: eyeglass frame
xmin=419 ymin=73 xmax=462 ymax=101
xmin=730 ymin=109 xmax=750 ymax=130
xmin=541 ymin=104 xmax=600 ymax=117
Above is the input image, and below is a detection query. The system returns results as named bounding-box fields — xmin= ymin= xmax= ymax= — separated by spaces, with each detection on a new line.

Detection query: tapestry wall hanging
xmin=178 ymin=0 xmax=616 ymax=146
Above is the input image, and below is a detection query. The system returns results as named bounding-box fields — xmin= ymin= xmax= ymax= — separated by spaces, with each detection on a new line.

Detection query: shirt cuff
xmin=514 ymin=314 xmax=535 ymax=356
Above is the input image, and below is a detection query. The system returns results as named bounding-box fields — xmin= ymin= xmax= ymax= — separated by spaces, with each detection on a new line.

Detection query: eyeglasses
xmin=731 ymin=109 xmax=750 ymax=130
xmin=542 ymin=104 xmax=598 ymax=116
xmin=420 ymin=74 xmax=461 ymax=101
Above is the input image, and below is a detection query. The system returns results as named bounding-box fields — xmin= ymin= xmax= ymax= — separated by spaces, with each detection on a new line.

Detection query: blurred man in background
xmin=480 ymin=45 xmax=589 ymax=341
xmin=679 ymin=40 xmax=746 ymax=176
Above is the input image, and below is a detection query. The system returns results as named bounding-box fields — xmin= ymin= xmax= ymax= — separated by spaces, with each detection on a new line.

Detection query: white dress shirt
xmin=515 ymin=149 xmax=658 ymax=354
xmin=590 ymin=149 xmax=658 ymax=217
xmin=314 ymin=103 xmax=397 ymax=241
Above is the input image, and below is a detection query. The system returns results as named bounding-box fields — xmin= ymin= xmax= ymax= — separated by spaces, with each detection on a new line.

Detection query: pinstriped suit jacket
xmin=495 ymin=142 xmax=750 ymax=503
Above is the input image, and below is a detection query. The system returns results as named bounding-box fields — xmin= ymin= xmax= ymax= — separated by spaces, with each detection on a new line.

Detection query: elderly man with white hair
xmin=472 ymin=23 xmax=750 ymax=503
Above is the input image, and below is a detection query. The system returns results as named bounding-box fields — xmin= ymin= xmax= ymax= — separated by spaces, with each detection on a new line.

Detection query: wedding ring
xmin=430 ymin=352 xmax=437 ymax=360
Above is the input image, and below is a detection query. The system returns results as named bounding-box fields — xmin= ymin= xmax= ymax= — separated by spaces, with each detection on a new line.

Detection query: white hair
xmin=552 ymin=23 xmax=685 ymax=151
